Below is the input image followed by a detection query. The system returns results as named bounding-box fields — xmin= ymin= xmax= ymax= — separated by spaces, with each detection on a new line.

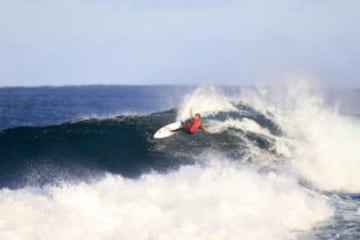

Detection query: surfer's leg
xmin=170 ymin=122 xmax=184 ymax=133
xmin=171 ymin=128 xmax=182 ymax=132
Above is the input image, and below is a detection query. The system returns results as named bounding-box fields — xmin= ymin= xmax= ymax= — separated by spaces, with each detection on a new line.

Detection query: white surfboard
xmin=153 ymin=122 xmax=182 ymax=139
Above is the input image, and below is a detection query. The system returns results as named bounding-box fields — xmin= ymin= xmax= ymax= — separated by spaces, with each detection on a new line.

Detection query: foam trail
xmin=241 ymin=79 xmax=360 ymax=192
xmin=210 ymin=118 xmax=271 ymax=136
xmin=0 ymin=160 xmax=332 ymax=240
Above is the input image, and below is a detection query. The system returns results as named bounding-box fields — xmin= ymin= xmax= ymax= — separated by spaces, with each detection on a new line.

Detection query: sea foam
xmin=0 ymin=159 xmax=332 ymax=240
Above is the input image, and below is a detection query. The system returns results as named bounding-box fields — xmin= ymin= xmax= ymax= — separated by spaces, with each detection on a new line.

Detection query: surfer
xmin=182 ymin=108 xmax=208 ymax=134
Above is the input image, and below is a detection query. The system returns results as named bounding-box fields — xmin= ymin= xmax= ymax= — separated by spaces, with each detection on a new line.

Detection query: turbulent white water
xmin=0 ymin=160 xmax=332 ymax=240
xmin=239 ymin=80 xmax=360 ymax=192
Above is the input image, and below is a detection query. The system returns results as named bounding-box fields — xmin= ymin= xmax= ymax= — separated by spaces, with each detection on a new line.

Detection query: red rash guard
xmin=187 ymin=117 xmax=203 ymax=134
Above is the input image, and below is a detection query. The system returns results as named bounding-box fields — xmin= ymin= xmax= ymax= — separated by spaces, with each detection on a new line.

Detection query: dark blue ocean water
xmin=0 ymin=85 xmax=359 ymax=240
xmin=0 ymin=85 xmax=194 ymax=130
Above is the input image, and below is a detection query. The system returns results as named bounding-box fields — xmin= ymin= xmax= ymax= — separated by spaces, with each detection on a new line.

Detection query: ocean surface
xmin=0 ymin=84 xmax=359 ymax=240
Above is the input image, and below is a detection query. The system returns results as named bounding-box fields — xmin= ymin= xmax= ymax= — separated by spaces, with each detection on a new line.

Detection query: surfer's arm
xmin=189 ymin=107 xmax=194 ymax=118
xmin=200 ymin=123 xmax=209 ymax=133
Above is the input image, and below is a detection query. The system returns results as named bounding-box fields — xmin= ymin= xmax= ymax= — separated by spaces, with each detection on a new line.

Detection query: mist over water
xmin=240 ymin=80 xmax=360 ymax=192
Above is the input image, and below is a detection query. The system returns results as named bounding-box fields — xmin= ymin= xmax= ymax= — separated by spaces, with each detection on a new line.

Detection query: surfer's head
xmin=195 ymin=113 xmax=201 ymax=119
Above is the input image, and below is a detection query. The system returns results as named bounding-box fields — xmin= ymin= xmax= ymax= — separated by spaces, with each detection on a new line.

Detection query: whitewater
xmin=0 ymin=83 xmax=359 ymax=239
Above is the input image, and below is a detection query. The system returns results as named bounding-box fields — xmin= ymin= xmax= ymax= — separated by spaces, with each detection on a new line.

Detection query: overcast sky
xmin=0 ymin=0 xmax=359 ymax=87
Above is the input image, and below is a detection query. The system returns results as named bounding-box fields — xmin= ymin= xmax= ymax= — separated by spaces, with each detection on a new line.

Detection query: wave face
xmin=0 ymin=84 xmax=360 ymax=240
xmin=0 ymin=109 xmax=174 ymax=187
xmin=0 ymin=101 xmax=283 ymax=188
